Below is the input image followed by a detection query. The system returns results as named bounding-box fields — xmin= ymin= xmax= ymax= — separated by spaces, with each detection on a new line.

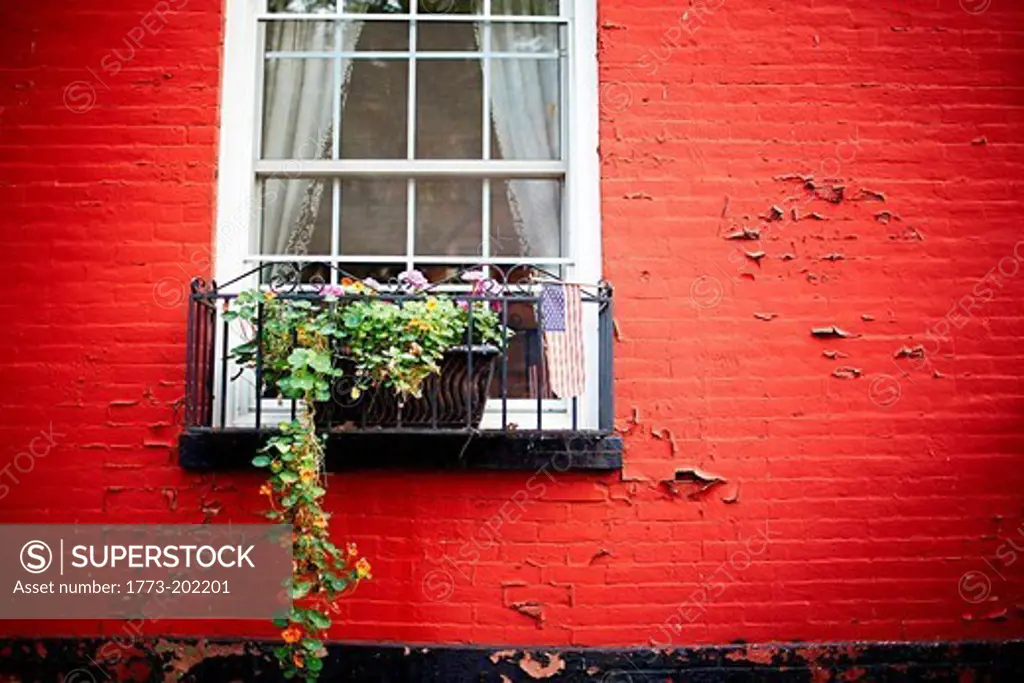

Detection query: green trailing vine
xmin=223 ymin=272 xmax=512 ymax=680
xmin=226 ymin=288 xmax=367 ymax=681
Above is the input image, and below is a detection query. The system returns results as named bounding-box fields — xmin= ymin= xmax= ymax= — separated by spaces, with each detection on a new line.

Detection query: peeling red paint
xmin=509 ymin=602 xmax=544 ymax=625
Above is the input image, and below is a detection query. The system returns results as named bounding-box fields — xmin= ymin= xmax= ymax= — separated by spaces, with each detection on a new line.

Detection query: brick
xmin=1 ymin=0 xmax=1023 ymax=653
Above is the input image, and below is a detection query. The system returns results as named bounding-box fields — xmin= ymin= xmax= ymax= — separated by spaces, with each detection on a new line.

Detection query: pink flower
xmin=461 ymin=269 xmax=487 ymax=283
xmin=321 ymin=284 xmax=345 ymax=297
xmin=455 ymin=270 xmax=503 ymax=311
xmin=398 ymin=269 xmax=429 ymax=292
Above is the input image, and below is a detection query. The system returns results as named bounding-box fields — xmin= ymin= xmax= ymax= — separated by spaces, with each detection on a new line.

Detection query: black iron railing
xmin=184 ymin=264 xmax=614 ymax=435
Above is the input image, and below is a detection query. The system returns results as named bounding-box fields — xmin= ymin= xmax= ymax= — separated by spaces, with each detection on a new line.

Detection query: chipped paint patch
xmin=518 ymin=652 xmax=565 ymax=679
xmin=811 ymin=325 xmax=857 ymax=339
xmin=154 ymin=639 xmax=250 ymax=683
xmin=489 ymin=649 xmax=517 ymax=665
xmin=744 ymin=647 xmax=776 ymax=666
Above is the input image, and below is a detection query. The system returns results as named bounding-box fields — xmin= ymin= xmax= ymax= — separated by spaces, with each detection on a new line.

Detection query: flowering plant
xmin=229 ymin=271 xmax=513 ymax=401
xmin=336 ymin=270 xmax=512 ymax=397
xmin=222 ymin=269 xmax=513 ymax=680
xmin=224 ymin=288 xmax=366 ymax=681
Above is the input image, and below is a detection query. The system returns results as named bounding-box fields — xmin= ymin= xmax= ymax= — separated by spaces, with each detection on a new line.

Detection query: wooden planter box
xmin=318 ymin=346 xmax=501 ymax=430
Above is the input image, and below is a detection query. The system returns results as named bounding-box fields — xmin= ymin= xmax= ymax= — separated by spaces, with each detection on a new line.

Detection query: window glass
xmin=257 ymin=2 xmax=568 ymax=268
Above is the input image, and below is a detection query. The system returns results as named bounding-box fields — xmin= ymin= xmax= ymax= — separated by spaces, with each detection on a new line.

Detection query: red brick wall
xmin=1 ymin=0 xmax=1023 ymax=648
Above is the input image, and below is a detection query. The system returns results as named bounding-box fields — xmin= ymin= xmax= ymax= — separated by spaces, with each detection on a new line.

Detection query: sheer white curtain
xmin=262 ymin=21 xmax=363 ymax=256
xmin=482 ymin=0 xmax=562 ymax=258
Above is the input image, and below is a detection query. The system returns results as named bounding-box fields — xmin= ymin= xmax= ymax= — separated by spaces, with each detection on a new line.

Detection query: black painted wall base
xmin=0 ymin=638 xmax=1022 ymax=682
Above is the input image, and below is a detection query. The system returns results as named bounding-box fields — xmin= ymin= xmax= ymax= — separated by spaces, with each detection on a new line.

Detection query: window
xmin=212 ymin=0 xmax=601 ymax=430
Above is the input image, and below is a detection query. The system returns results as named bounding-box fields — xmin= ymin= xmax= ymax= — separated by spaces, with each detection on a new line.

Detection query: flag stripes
xmin=540 ymin=283 xmax=585 ymax=399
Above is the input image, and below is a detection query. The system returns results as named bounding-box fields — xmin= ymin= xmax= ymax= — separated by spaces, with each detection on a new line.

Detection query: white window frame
xmin=213 ymin=0 xmax=601 ymax=430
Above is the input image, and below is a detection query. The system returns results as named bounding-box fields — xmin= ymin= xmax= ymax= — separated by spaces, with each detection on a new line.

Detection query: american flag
xmin=540 ymin=283 xmax=585 ymax=398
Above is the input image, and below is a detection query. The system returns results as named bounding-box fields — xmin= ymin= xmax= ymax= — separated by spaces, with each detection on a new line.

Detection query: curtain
xmin=481 ymin=0 xmax=562 ymax=258
xmin=262 ymin=21 xmax=363 ymax=257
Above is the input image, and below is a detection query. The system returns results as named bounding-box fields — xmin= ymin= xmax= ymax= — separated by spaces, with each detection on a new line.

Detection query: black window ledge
xmin=179 ymin=428 xmax=622 ymax=472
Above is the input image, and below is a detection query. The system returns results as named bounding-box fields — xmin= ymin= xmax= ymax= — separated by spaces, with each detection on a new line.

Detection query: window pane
xmin=269 ymin=0 xmax=337 ymax=13
xmin=492 ymin=0 xmax=559 ymax=16
xmin=417 ymin=22 xmax=476 ymax=51
xmin=492 ymin=22 xmax=559 ymax=54
xmin=340 ymin=60 xmax=408 ymax=159
xmin=339 ymin=178 xmax=408 ymax=256
xmin=489 ymin=55 xmax=561 ymax=160
xmin=483 ymin=263 xmax=563 ymax=283
xmin=490 ymin=300 xmax=547 ymax=399
xmin=337 ymin=263 xmax=407 ymax=281
xmin=261 ymin=179 xmax=335 ymax=256
xmin=418 ymin=0 xmax=478 ymax=15
xmin=259 ymin=261 xmax=335 ymax=286
xmin=490 ymin=179 xmax=562 ymax=258
xmin=355 ymin=19 xmax=409 ymax=51
xmin=264 ymin=21 xmax=335 ymax=53
xmin=415 ymin=179 xmax=482 ymax=257
xmin=341 ymin=0 xmax=411 ymax=12
xmin=416 ymin=60 xmax=482 ymax=159
xmin=262 ymin=59 xmax=334 ymax=160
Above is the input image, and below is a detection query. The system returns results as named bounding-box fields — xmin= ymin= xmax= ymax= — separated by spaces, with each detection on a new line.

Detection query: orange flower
xmin=300 ymin=470 xmax=317 ymax=484
xmin=293 ymin=652 xmax=305 ymax=668
xmin=341 ymin=277 xmax=355 ymax=287
xmin=281 ymin=626 xmax=302 ymax=644
xmin=259 ymin=484 xmax=273 ymax=498
xmin=346 ymin=542 xmax=358 ymax=557
xmin=356 ymin=557 xmax=372 ymax=579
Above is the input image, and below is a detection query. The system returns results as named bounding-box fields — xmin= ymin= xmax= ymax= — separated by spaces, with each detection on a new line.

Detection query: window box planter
xmin=318 ymin=345 xmax=500 ymax=429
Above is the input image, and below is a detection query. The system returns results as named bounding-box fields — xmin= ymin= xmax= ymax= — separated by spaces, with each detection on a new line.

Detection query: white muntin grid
xmin=251 ymin=0 xmax=572 ymax=281
xmin=214 ymin=0 xmax=600 ymax=430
